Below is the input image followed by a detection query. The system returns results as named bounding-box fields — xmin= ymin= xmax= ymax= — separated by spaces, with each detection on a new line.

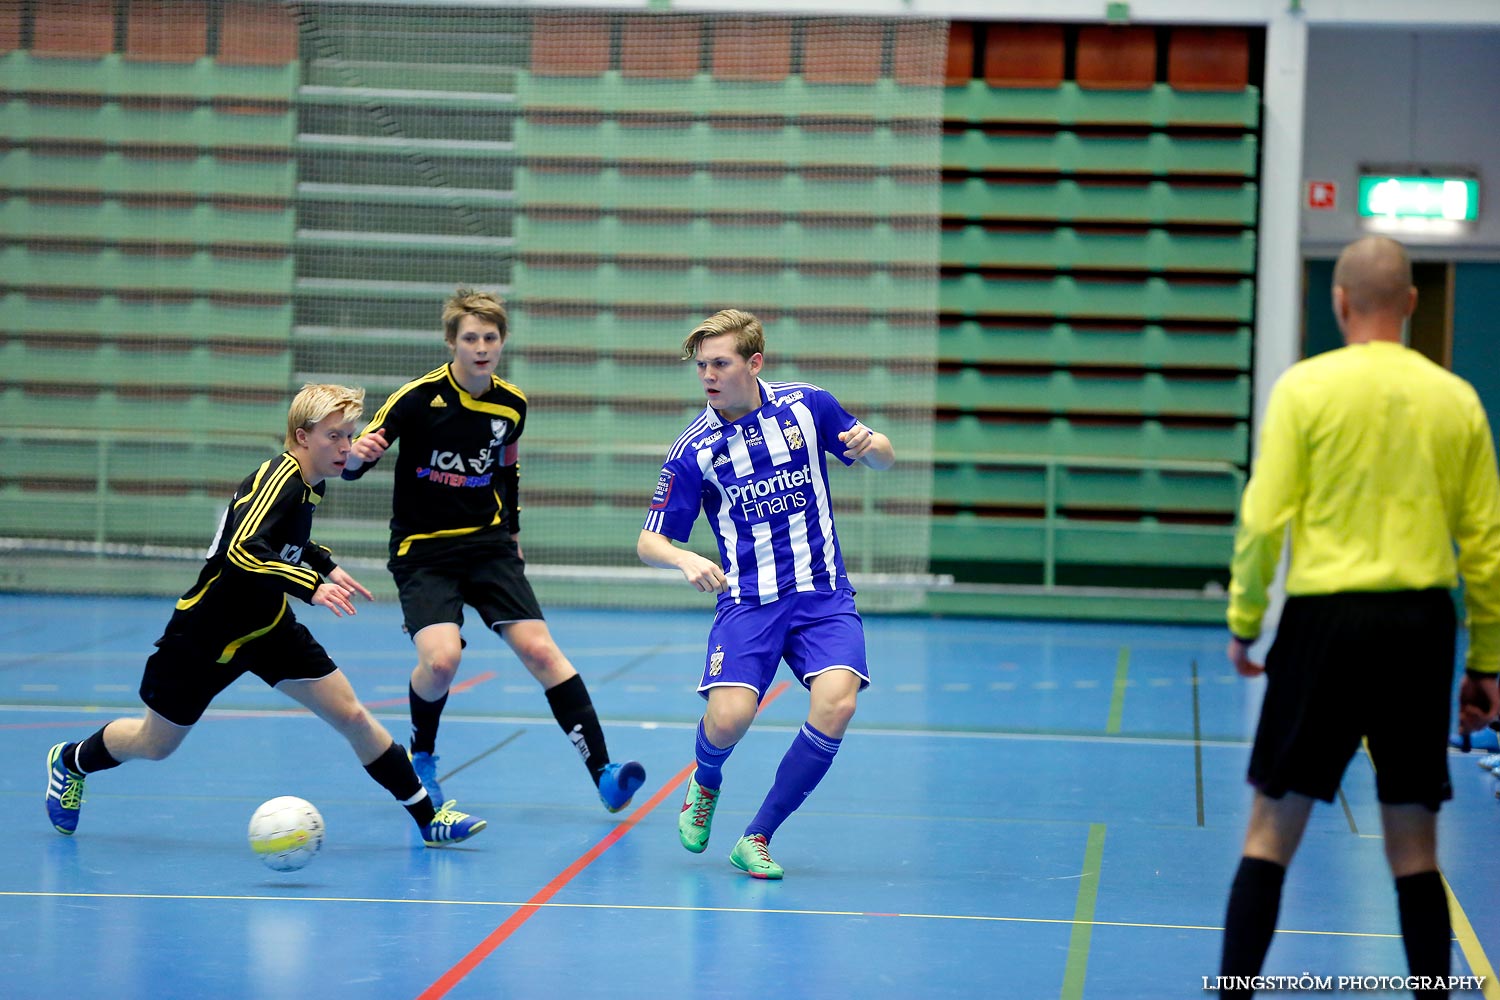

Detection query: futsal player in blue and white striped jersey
xmin=637 ymin=309 xmax=894 ymax=879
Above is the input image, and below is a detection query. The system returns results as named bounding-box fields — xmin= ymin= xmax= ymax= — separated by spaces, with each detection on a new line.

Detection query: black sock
xmin=1219 ymin=857 xmax=1287 ymax=998
xmin=409 ymin=684 xmax=448 ymax=755
xmin=363 ymin=740 xmax=435 ymax=827
xmin=73 ymin=729 xmax=122 ymax=775
xmin=545 ymin=673 xmax=609 ymax=784
xmin=1395 ymin=870 xmax=1450 ymax=995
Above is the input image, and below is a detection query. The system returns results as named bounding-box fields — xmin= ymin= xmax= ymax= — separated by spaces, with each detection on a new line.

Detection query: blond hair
xmin=680 ymin=308 xmax=764 ymax=361
xmin=286 ymin=383 xmax=365 ymax=448
xmin=443 ymin=287 xmax=509 ymax=343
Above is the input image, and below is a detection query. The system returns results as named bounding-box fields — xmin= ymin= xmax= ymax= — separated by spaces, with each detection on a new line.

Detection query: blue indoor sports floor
xmin=1 ymin=592 xmax=1496 ymax=999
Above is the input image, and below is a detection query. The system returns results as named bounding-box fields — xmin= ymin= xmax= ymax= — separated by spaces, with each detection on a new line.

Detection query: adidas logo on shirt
xmin=712 ymin=453 xmax=731 ymax=468
xmin=429 ymin=397 xmax=447 ymax=408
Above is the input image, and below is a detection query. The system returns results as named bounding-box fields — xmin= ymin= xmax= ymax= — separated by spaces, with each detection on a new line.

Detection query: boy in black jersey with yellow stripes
xmin=342 ymin=289 xmax=645 ymax=813
xmin=44 ymin=384 xmax=486 ymax=848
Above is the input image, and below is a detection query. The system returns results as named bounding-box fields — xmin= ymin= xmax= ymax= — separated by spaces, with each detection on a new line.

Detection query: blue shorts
xmin=699 ymin=589 xmax=871 ymax=699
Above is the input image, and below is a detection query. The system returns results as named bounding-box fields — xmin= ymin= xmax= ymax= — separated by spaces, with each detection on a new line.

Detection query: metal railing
xmin=2 ymin=429 xmax=1242 ymax=592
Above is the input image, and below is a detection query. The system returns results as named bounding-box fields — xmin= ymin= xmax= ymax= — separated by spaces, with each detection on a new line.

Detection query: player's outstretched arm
xmin=839 ymin=425 xmax=894 ymax=470
xmin=637 ymin=529 xmax=727 ymax=594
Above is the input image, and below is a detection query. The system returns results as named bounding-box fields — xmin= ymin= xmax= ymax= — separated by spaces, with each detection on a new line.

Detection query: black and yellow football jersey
xmin=166 ymin=452 xmax=337 ymax=662
xmin=343 ymin=364 xmax=527 ymax=558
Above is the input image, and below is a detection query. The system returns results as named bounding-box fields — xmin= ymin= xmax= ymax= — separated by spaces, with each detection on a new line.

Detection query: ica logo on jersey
xmin=429 ymin=449 xmax=493 ymax=475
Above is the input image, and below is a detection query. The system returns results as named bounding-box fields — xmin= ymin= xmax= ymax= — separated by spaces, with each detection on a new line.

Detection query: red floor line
xmin=416 ymin=680 xmax=793 ymax=1000
xmin=363 ymin=670 xmax=498 ymax=710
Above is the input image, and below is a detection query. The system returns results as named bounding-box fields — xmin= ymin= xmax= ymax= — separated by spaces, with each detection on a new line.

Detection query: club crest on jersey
xmin=650 ymin=470 xmax=674 ymax=509
xmin=490 ymin=418 xmax=509 ymax=444
xmin=709 ymin=646 xmax=724 ymax=676
xmin=784 ymin=424 xmax=804 ymax=450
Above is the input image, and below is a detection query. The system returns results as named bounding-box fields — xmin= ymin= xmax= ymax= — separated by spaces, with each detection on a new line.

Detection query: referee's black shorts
xmin=1249 ymin=588 xmax=1456 ymax=811
xmin=389 ymin=533 xmax=544 ymax=640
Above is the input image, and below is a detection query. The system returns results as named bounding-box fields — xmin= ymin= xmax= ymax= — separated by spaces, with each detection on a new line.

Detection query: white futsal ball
xmin=248 ymin=796 xmax=325 ymax=872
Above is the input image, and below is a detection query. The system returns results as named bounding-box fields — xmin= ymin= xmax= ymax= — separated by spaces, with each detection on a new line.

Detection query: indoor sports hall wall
xmin=0 ymin=2 xmax=944 ymax=612
xmin=934 ymin=22 xmax=1258 ymax=606
xmin=286 ymin=5 xmax=946 ymax=612
xmin=2 ymin=2 xmax=1270 ymax=621
xmin=2 ymin=0 xmax=302 ymax=592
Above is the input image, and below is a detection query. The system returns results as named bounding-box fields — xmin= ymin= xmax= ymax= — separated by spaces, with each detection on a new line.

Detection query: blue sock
xmin=693 ymin=718 xmax=734 ymax=790
xmin=745 ymin=722 xmax=841 ymax=842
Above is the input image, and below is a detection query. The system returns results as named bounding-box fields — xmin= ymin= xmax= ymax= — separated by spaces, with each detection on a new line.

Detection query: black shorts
xmin=1248 ymin=588 xmax=1456 ymax=810
xmin=389 ymin=535 xmax=544 ymax=640
xmin=139 ymin=616 xmax=339 ymax=727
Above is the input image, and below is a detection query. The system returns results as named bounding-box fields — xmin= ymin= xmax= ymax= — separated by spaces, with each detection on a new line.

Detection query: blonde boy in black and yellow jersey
xmin=342 ymin=288 xmax=645 ymax=814
xmin=44 ymin=384 xmax=486 ymax=849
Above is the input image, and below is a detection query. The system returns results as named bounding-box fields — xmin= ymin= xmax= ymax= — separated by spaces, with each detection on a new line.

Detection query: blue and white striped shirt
xmin=644 ymin=379 xmax=862 ymax=605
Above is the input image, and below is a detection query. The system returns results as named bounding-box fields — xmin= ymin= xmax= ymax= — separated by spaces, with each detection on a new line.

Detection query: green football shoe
xmin=729 ymin=834 xmax=784 ymax=880
xmin=678 ymin=775 xmax=719 ymax=854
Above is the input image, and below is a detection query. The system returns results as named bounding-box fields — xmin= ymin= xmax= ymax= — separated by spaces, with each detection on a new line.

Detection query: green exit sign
xmin=1357 ymin=174 xmax=1479 ymax=221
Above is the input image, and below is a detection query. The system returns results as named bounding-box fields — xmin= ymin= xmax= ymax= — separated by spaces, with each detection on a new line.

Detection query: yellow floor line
xmin=1443 ymin=874 xmax=1498 ymax=998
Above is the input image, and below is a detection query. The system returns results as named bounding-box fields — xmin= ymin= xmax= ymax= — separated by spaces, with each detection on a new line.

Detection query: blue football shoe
xmin=598 ymin=760 xmax=647 ymax=813
xmin=423 ymin=800 xmax=487 ymax=847
xmin=45 ymin=742 xmax=86 ymax=835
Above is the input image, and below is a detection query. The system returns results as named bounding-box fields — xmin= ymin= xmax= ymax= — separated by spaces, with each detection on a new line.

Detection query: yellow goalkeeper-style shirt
xmin=1227 ymin=340 xmax=1500 ymax=674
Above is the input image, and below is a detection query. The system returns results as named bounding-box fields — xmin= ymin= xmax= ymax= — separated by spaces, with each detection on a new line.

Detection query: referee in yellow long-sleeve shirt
xmin=1217 ymin=236 xmax=1500 ymax=999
